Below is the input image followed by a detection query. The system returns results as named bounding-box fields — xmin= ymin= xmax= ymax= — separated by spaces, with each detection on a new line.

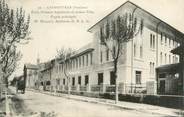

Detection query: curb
xmin=28 ymin=89 xmax=176 ymax=116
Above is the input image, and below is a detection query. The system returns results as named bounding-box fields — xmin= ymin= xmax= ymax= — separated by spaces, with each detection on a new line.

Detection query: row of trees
xmin=0 ymin=0 xmax=30 ymax=86
xmin=56 ymin=13 xmax=144 ymax=103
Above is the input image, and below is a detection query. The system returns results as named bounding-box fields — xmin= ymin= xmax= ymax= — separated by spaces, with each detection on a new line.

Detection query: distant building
xmin=23 ymin=64 xmax=39 ymax=89
xmin=39 ymin=60 xmax=54 ymax=91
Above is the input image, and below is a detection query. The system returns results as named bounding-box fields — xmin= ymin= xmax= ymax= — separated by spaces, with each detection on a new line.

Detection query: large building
xmin=25 ymin=1 xmax=184 ymax=95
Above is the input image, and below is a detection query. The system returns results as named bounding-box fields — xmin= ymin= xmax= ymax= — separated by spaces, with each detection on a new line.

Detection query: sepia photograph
xmin=0 ymin=0 xmax=184 ymax=116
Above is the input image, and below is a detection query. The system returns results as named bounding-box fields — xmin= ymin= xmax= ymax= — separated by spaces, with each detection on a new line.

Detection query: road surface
xmin=10 ymin=88 xmax=168 ymax=117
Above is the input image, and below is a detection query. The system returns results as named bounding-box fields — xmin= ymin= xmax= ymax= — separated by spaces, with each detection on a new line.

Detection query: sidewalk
xmin=27 ymin=89 xmax=183 ymax=117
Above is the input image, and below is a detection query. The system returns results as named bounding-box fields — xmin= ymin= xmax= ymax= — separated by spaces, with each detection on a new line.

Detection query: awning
xmin=156 ymin=63 xmax=181 ymax=73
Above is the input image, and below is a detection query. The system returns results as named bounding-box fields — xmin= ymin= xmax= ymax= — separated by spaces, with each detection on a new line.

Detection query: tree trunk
xmin=2 ymin=73 xmax=8 ymax=88
xmin=67 ymin=78 xmax=70 ymax=95
xmin=114 ymin=59 xmax=118 ymax=104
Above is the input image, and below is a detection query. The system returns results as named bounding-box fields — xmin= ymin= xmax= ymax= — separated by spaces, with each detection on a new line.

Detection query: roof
xmin=59 ymin=43 xmax=94 ymax=63
xmin=72 ymin=43 xmax=93 ymax=56
xmin=40 ymin=61 xmax=53 ymax=72
xmin=88 ymin=1 xmax=184 ymax=42
xmin=40 ymin=67 xmax=52 ymax=72
xmin=24 ymin=64 xmax=38 ymax=70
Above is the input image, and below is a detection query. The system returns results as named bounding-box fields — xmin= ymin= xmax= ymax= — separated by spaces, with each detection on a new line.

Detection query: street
xmin=8 ymin=87 xmax=169 ymax=117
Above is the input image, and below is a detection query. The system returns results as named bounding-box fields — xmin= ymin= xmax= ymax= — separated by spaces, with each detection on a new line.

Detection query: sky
xmin=7 ymin=0 xmax=184 ymax=78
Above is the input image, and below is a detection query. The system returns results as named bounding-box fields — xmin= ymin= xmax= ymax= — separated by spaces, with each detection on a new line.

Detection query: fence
xmin=34 ymin=82 xmax=184 ymax=109
xmin=41 ymin=82 xmax=153 ymax=95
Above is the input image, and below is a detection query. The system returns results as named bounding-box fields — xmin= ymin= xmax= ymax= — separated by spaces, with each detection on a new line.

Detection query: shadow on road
xmin=10 ymin=91 xmax=57 ymax=117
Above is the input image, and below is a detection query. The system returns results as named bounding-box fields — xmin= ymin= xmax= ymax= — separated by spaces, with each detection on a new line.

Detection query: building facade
xmin=86 ymin=1 xmax=183 ymax=94
xmin=156 ymin=44 xmax=184 ymax=95
xmin=24 ymin=64 xmax=39 ymax=89
xmin=24 ymin=1 xmax=184 ymax=95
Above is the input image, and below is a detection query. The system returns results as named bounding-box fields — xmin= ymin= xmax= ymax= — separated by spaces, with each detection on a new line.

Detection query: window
xmin=150 ymin=34 xmax=152 ymax=48
xmin=134 ymin=44 xmax=136 ymax=57
xmin=153 ymin=35 xmax=155 ymax=48
xmin=136 ymin=71 xmax=141 ymax=84
xmin=169 ymin=39 xmax=171 ymax=47
xmin=98 ymin=73 xmax=103 ymax=85
xmin=170 ymin=39 xmax=173 ymax=48
xmin=160 ymin=52 xmax=163 ymax=64
xmin=165 ymin=35 xmax=167 ymax=46
xmin=86 ymin=54 xmax=88 ymax=66
xmin=165 ymin=53 xmax=167 ymax=64
xmin=73 ymin=59 xmax=75 ymax=69
xmin=79 ymin=57 xmax=81 ymax=67
xmin=100 ymin=51 xmax=103 ymax=63
xmin=65 ymin=61 xmax=67 ymax=70
xmin=110 ymin=71 xmax=115 ymax=85
xmin=140 ymin=46 xmax=143 ymax=58
xmin=72 ymin=60 xmax=74 ymax=69
xmin=63 ymin=79 xmax=65 ymax=85
xmin=78 ymin=76 xmax=81 ymax=85
xmin=106 ymin=49 xmax=109 ymax=61
xmin=82 ymin=56 xmax=84 ymax=66
xmin=76 ymin=59 xmax=78 ymax=68
xmin=85 ymin=75 xmax=89 ymax=85
xmin=90 ymin=53 xmax=93 ymax=65
xmin=46 ymin=81 xmax=51 ymax=85
xmin=150 ymin=33 xmax=155 ymax=49
xmin=161 ymin=33 xmax=163 ymax=44
xmin=72 ymin=77 xmax=75 ymax=86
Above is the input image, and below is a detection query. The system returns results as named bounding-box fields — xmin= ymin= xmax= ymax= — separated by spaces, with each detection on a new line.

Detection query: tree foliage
xmin=56 ymin=47 xmax=74 ymax=93
xmin=99 ymin=13 xmax=144 ymax=103
xmin=0 ymin=0 xmax=30 ymax=85
xmin=100 ymin=13 xmax=143 ymax=61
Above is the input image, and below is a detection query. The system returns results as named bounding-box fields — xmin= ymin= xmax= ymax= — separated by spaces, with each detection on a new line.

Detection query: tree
xmin=56 ymin=47 xmax=74 ymax=95
xmin=1 ymin=46 xmax=22 ymax=86
xmin=0 ymin=0 xmax=30 ymax=86
xmin=100 ymin=13 xmax=144 ymax=103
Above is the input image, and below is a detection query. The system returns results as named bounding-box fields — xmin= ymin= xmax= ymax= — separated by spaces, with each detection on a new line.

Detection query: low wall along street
xmin=33 ymin=83 xmax=184 ymax=109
